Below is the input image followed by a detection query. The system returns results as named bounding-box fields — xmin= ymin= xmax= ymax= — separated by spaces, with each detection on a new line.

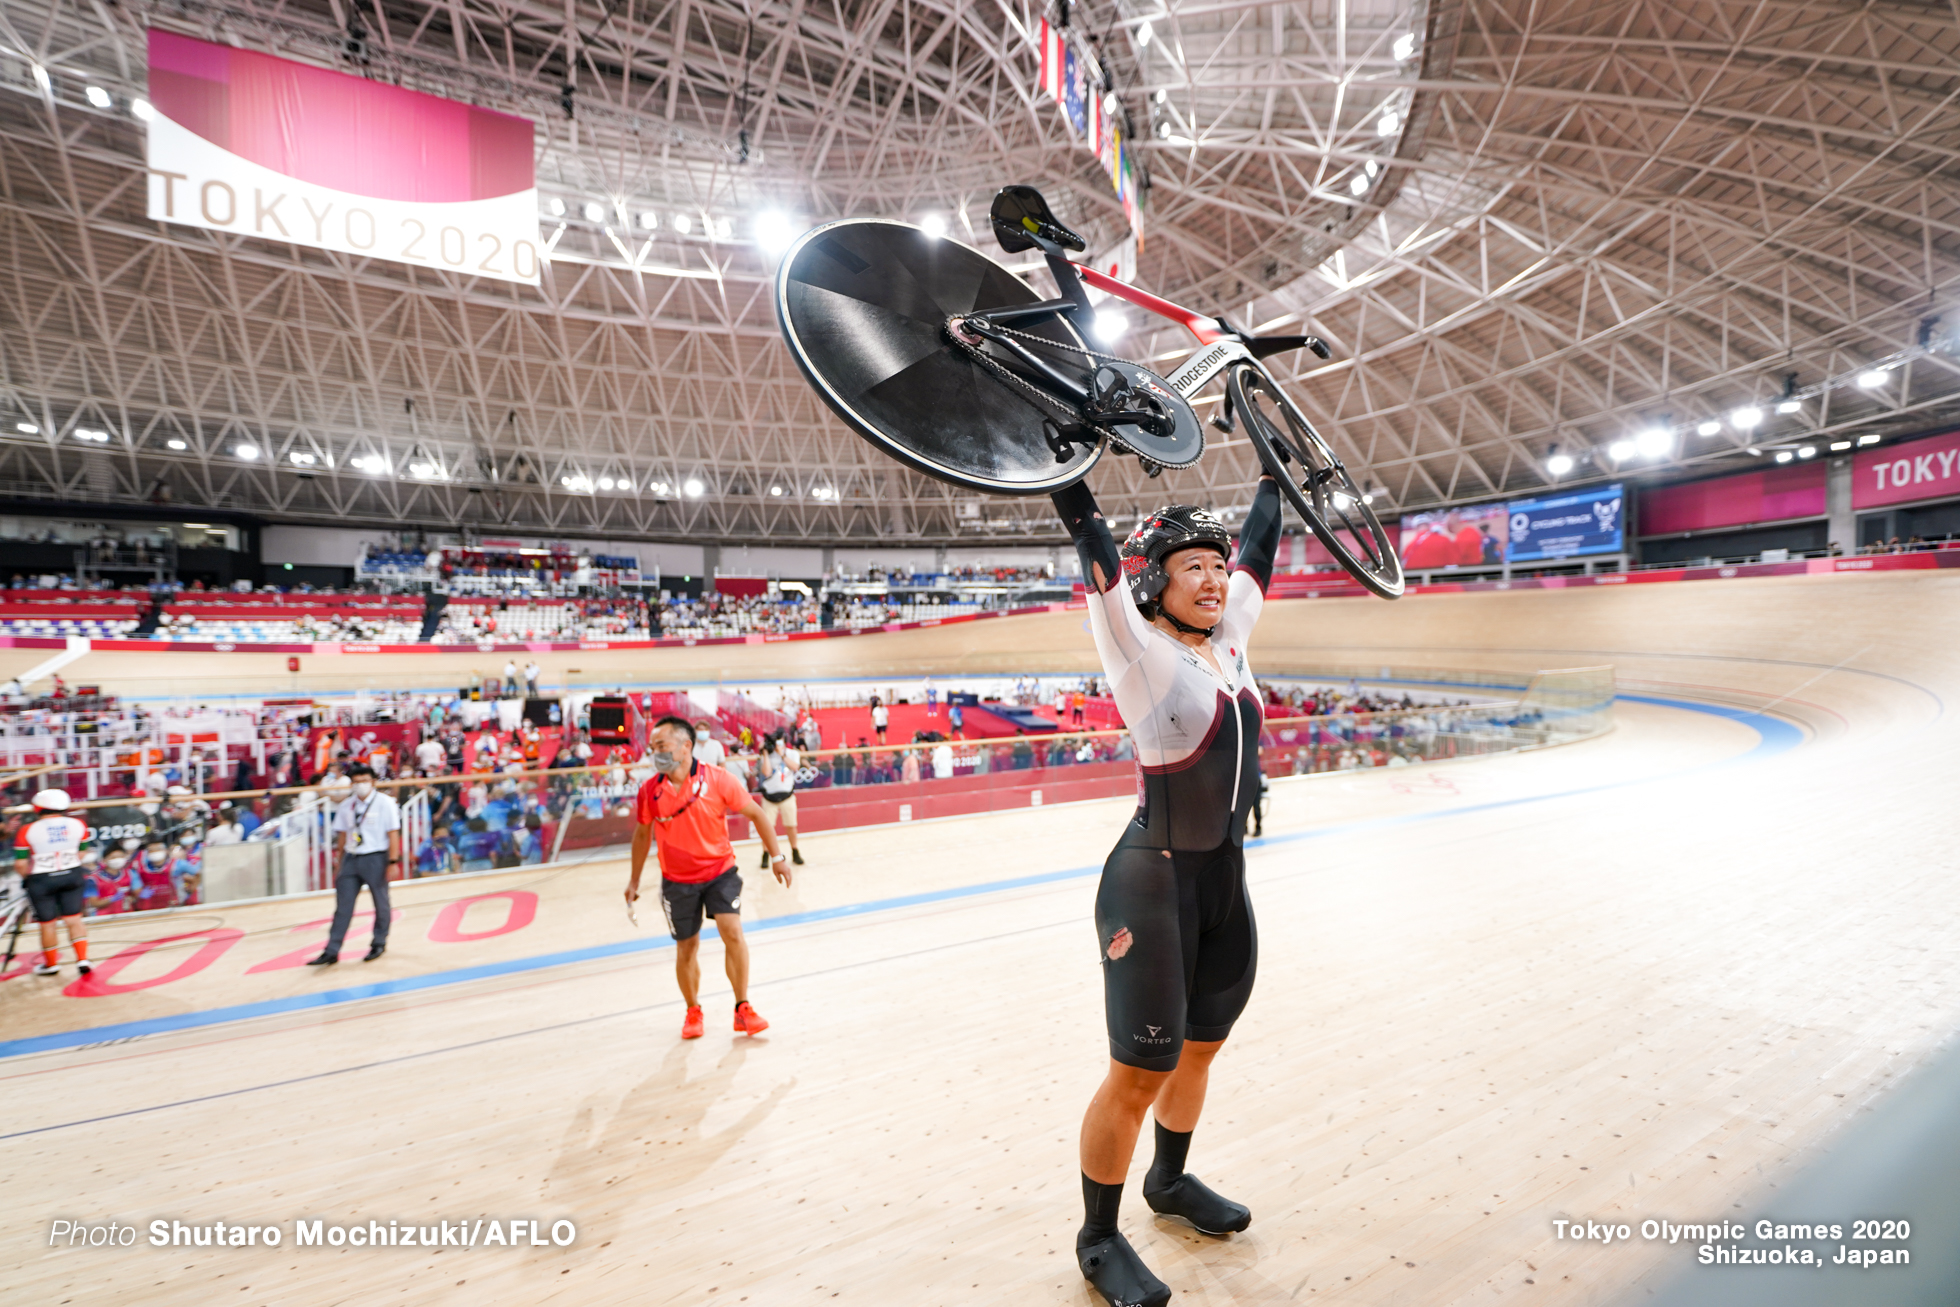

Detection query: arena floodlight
xmin=1775 ymin=451 xmax=1793 ymax=463
xmin=1393 ymin=33 xmax=1418 ymax=61
xmin=638 ymin=211 xmax=658 ymax=231
xmin=683 ymin=477 xmax=704 ymax=497
xmin=598 ymin=476 xmax=615 ymax=490
xmin=17 ymin=422 xmax=39 ymax=434
xmin=289 ymin=452 xmax=316 ymax=465
xmin=1696 ymin=420 xmax=1721 ymax=437
xmin=1856 ymin=369 xmax=1887 ymax=389
xmin=166 ymin=438 xmax=186 ymax=449
xmin=919 ymin=213 xmax=948 ymax=240
xmin=1776 ymin=400 xmax=1801 ymax=414
xmin=1730 ymin=405 xmax=1763 ymax=429
xmin=1830 ymin=441 xmax=1852 ymax=452
xmin=673 ymin=213 xmax=694 ymax=236
xmin=581 ymin=201 xmax=605 ymax=223
xmin=1546 ymin=452 xmax=1574 ymax=476
xmin=754 ymin=211 xmax=794 ymax=254
xmin=1798 ymin=445 xmax=1817 ymax=459
xmin=770 ymin=485 xmax=783 ymax=496
xmin=131 ymin=98 xmax=153 ymax=122
xmin=546 ymin=197 xmax=566 ymax=217
xmin=1093 ymin=311 xmax=1128 ymax=343
xmin=236 ymin=443 xmax=259 ymax=459
xmin=1634 ymin=427 xmax=1671 ymax=457
xmin=85 ymin=86 xmax=111 ymax=109
xmin=1136 ymin=20 xmax=1153 ymax=48
xmin=1607 ymin=439 xmax=1635 ymax=461
xmin=1349 ymin=174 xmax=1369 ymax=196
xmin=1377 ymin=110 xmax=1400 ymax=136
xmin=1857 ymin=434 xmax=1882 ymax=445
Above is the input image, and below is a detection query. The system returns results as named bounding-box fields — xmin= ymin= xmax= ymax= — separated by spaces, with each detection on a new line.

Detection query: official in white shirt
xmin=309 ymin=763 xmax=401 ymax=965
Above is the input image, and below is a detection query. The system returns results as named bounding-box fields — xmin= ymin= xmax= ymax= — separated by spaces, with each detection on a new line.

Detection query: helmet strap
xmin=1160 ymin=609 xmax=1217 ymax=639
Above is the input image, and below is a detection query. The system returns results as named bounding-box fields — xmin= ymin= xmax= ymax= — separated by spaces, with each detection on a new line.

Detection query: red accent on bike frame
xmin=1075 ymin=265 xmax=1226 ymax=344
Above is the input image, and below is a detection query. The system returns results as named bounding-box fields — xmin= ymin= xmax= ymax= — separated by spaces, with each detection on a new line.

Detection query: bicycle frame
xmin=1072 ymin=264 xmax=1264 ymax=403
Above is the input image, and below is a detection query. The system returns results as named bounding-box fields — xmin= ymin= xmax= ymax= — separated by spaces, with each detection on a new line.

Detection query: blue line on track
xmin=0 ymin=693 xmax=1801 ymax=1061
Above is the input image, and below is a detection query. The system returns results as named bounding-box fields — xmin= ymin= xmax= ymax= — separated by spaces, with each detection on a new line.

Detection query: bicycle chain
xmin=942 ymin=315 xmax=1140 ymax=436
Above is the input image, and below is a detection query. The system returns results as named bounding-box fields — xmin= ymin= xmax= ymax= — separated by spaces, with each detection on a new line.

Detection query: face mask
xmin=353 ymin=781 xmax=375 ymax=797
xmin=695 ymin=730 xmax=710 ymax=743
xmin=651 ymin=751 xmax=678 ymax=771
xmin=105 ymin=858 xmax=127 ymax=872
xmin=146 ymin=850 xmax=167 ymax=866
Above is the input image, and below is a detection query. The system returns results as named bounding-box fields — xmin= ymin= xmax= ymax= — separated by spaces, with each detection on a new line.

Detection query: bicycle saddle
xmin=991 ymin=185 xmax=1087 ymax=254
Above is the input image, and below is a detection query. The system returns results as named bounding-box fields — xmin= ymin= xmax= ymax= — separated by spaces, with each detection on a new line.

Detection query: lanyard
xmin=649 ymin=773 xmax=703 ymax=824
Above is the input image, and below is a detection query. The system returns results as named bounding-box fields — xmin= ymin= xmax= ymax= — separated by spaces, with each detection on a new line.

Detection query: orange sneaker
xmin=681 ymin=1005 xmax=705 ymax=1039
xmin=733 ymin=1001 xmax=770 ymax=1036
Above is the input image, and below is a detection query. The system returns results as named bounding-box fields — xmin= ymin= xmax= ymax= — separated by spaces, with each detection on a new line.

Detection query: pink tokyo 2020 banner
xmin=1854 ymin=428 xmax=1960 ymax=510
xmin=145 ymin=29 xmax=540 ymax=284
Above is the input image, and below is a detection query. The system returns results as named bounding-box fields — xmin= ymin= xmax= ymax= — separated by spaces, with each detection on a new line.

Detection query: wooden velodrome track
xmin=1 ymin=570 xmax=1954 ymax=1305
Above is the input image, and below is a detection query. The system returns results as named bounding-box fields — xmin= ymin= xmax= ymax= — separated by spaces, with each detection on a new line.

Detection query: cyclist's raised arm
xmin=1052 ymin=480 xmax=1151 ymax=667
xmin=1220 ymin=474 xmax=1283 ymax=645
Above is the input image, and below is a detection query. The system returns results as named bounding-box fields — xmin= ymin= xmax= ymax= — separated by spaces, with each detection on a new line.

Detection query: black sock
xmin=1078 ymin=1174 xmax=1123 ymax=1248
xmin=1145 ymin=1121 xmax=1191 ymax=1192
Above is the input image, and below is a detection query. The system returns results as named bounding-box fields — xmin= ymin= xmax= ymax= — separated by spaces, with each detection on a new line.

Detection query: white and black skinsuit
xmin=1052 ymin=476 xmax=1282 ymax=1072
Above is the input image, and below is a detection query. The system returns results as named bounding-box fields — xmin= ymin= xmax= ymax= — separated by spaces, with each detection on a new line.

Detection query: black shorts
xmin=1094 ymin=830 xmax=1257 ymax=1072
xmin=659 ymin=867 xmax=743 ymax=941
xmin=26 ymin=869 xmax=87 ymax=922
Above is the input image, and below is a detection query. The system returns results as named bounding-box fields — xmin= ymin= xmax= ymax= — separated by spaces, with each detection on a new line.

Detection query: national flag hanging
xmin=1032 ymin=14 xmax=1143 ymax=243
xmin=1038 ymin=19 xmax=1064 ymax=102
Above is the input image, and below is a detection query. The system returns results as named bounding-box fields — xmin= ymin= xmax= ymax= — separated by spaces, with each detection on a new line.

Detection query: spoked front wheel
xmin=1227 ymin=365 xmax=1404 ymax=599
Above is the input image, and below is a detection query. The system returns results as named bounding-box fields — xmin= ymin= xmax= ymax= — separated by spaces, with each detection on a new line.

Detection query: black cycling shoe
xmin=791 ymin=847 xmax=805 ymax=865
xmin=1076 ymin=1231 xmax=1171 ymax=1307
xmin=1144 ymin=1173 xmax=1251 ymax=1235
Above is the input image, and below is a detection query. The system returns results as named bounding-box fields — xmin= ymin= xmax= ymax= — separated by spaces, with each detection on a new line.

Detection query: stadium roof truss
xmin=1 ymin=0 xmax=1958 ymax=546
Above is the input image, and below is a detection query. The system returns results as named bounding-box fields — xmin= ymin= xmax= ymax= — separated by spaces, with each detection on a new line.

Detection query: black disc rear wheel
xmin=1227 ymin=365 xmax=1404 ymax=599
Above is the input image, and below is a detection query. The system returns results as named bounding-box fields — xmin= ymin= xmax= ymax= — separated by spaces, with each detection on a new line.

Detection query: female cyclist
xmin=1051 ymin=471 xmax=1283 ymax=1307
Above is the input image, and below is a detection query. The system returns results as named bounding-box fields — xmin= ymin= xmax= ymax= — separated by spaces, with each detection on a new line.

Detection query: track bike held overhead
xmin=774 ymin=184 xmax=1403 ymax=599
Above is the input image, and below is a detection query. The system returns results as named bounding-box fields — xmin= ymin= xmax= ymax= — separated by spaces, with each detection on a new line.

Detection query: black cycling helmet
xmin=1120 ymin=505 xmax=1233 ymax=617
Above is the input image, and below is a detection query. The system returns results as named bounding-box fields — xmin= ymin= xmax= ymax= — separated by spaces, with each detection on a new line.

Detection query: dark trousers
xmin=327 ymin=850 xmax=392 ymax=952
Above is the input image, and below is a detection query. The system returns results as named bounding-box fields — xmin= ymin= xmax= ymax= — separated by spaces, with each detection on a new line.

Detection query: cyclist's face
xmin=1159 ymin=547 xmax=1230 ymax=628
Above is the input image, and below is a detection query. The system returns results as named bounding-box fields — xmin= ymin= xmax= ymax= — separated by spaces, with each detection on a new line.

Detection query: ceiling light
xmin=1093 ymin=311 xmax=1128 ymax=343
xmin=770 ymin=485 xmax=783 ymax=496
xmin=1608 ymin=440 xmax=1635 ymax=460
xmin=166 ymin=438 xmax=186 ymax=450
xmin=711 ymin=217 xmax=732 ymax=240
xmin=1634 ymin=427 xmax=1671 ymax=457
xmin=1349 ymin=174 xmax=1369 ymax=196
xmin=1393 ymin=33 xmax=1418 ymax=61
xmin=408 ymin=461 xmax=445 ymax=478
xmin=1546 ymin=453 xmax=1574 ymax=476
xmin=1776 ymin=400 xmax=1802 ymax=414
xmin=354 ymin=455 xmax=389 ymax=474
xmin=1856 ymin=369 xmax=1887 ymax=389
xmin=1364 ymin=160 xmax=1379 ymax=178
xmin=598 ymin=476 xmax=615 ymax=490
xmin=919 ymin=213 xmax=947 ymax=240
xmin=131 ymin=98 xmax=153 ymax=122
xmin=581 ymin=201 xmax=605 ymax=223
xmin=1104 ymin=92 xmax=1120 ymax=114
xmin=1730 ymin=405 xmax=1763 ymax=429
xmin=1332 ymin=492 xmax=1353 ymax=510
xmin=1154 ymin=89 xmax=1167 ymax=105
xmin=16 ymin=422 xmax=38 ymax=434
xmin=1798 ymin=445 xmax=1816 ymax=459
xmin=85 ymin=86 xmax=111 ymax=109
xmin=289 ymin=451 xmax=316 ymax=465
xmin=673 ymin=213 xmax=694 ymax=235
xmin=1362 ymin=492 xmax=1374 ymax=505
xmin=1775 ymin=451 xmax=1793 ymax=463
xmin=1857 ymin=434 xmax=1882 ymax=446
xmin=236 ymin=443 xmax=259 ymax=459
xmin=1696 ymin=420 xmax=1721 ymax=437
xmin=1136 ymin=20 xmax=1153 ymax=48
xmin=638 ymin=211 xmax=658 ymax=231
xmin=754 ymin=211 xmax=794 ymax=254
xmin=683 ymin=477 xmax=704 ymax=497
xmin=1829 ymin=441 xmax=1852 ymax=452
xmin=1377 ymin=110 xmax=1400 ymax=136
xmin=546 ymin=197 xmax=566 ymax=217
xmin=649 ymin=480 xmax=671 ymax=495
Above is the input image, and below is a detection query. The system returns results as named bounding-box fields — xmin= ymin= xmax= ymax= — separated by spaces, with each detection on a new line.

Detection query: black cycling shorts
xmin=26 ymin=869 xmax=87 ymax=922
xmin=658 ymin=867 xmax=743 ymax=941
xmin=1094 ymin=830 xmax=1257 ymax=1072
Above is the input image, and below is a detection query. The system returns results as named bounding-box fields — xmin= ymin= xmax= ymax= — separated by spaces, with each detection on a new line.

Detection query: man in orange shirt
xmin=626 ymin=715 xmax=793 ymax=1040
